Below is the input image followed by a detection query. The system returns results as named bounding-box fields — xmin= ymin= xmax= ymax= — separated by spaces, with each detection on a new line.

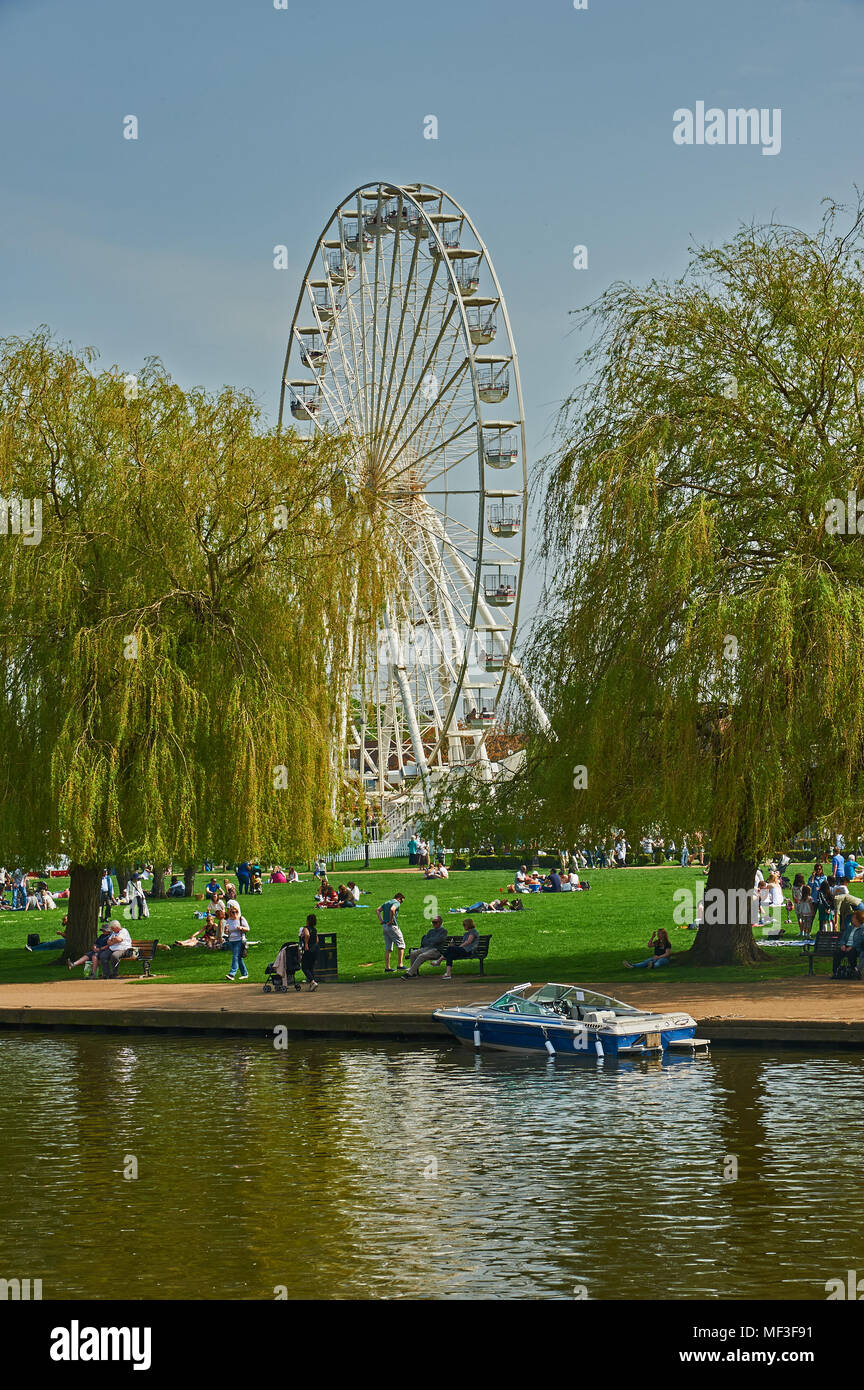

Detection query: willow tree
xmin=0 ymin=332 xmax=386 ymax=959
xmin=522 ymin=197 xmax=864 ymax=965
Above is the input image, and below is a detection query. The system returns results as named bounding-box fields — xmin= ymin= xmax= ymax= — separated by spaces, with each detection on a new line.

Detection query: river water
xmin=1 ymin=1033 xmax=861 ymax=1301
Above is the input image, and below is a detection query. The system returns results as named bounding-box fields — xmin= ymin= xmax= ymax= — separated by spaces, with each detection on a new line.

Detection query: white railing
xmin=330 ymin=839 xmax=410 ymax=863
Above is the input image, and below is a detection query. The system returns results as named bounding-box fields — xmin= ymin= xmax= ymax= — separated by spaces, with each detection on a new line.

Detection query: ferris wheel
xmin=278 ymin=181 xmax=545 ymax=810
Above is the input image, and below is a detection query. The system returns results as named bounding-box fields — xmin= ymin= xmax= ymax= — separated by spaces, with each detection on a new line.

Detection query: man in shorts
xmin=377 ymin=892 xmax=405 ymax=973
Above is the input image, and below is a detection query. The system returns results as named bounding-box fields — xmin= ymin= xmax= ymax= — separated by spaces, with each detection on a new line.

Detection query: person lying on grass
xmin=624 ymin=929 xmax=672 ymax=971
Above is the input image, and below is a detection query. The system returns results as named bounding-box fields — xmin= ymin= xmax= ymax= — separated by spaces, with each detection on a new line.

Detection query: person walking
xmin=224 ymin=903 xmax=250 ymax=980
xmin=377 ymin=891 xmax=406 ymax=973
xmin=125 ymin=873 xmax=148 ymax=921
xmin=99 ymin=869 xmax=114 ymax=921
xmin=236 ymin=861 xmax=251 ymax=895
xmin=300 ymin=913 xmax=320 ymax=991
xmin=12 ymin=867 xmax=28 ymax=910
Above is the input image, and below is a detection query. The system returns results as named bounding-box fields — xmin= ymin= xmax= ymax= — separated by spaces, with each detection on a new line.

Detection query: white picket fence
xmin=330 ymin=839 xmax=411 ymax=864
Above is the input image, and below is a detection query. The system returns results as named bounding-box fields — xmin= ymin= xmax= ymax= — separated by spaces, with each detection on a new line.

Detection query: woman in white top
xmin=224 ymin=903 xmax=250 ymax=981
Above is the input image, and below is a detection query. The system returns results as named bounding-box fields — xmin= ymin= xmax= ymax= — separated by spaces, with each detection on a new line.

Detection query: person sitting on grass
xmin=542 ymin=869 xmax=563 ymax=892
xmin=624 ymin=929 xmax=672 ymax=971
xmin=174 ymin=916 xmax=220 ymax=950
xmin=316 ymin=878 xmax=338 ymax=908
xmin=205 ymin=876 xmax=221 ymax=896
xmin=439 ymin=919 xmax=480 ymax=979
xmin=286 ymin=867 xmax=300 ymax=883
xmin=269 ymin=867 xmax=287 ymax=884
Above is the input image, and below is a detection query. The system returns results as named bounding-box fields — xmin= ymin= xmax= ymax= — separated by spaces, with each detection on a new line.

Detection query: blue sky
xmin=2 ymin=0 xmax=863 ymax=609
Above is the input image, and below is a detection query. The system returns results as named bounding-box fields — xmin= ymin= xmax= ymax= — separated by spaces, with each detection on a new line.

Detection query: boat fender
xmin=595 ymin=1034 xmax=604 ymax=1059
xmin=473 ymin=1025 xmax=482 ymax=1048
xmin=542 ymin=1026 xmax=555 ymax=1056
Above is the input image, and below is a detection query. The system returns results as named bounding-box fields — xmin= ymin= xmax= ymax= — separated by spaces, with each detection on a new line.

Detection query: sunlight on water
xmin=0 ymin=1034 xmax=861 ymax=1300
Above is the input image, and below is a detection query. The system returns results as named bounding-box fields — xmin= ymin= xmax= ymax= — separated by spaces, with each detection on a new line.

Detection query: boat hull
xmin=435 ymin=1008 xmax=703 ymax=1058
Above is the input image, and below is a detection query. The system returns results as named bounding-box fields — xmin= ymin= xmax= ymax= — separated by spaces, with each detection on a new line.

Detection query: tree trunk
xmin=681 ymin=854 xmax=766 ymax=966
xmin=150 ymin=866 xmax=167 ymax=900
xmin=65 ymin=863 xmax=101 ymax=961
xmin=115 ymin=864 xmax=133 ymax=896
xmin=183 ymin=864 xmax=196 ymax=898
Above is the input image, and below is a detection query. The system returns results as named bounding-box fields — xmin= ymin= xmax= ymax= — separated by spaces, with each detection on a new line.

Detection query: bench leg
xmin=478 ymin=957 xmax=484 ymax=974
xmin=143 ymin=959 xmax=151 ymax=978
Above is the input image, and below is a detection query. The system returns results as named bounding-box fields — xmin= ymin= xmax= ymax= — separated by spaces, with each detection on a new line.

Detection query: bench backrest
xmin=130 ymin=939 xmax=158 ymax=959
xmin=445 ymin=933 xmax=491 ymax=955
xmin=812 ymin=933 xmax=839 ymax=954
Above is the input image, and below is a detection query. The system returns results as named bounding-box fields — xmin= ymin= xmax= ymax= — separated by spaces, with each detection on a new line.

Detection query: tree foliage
xmin=0 ymin=332 xmax=387 ymax=901
xmin=511 ymin=199 xmax=864 ymax=960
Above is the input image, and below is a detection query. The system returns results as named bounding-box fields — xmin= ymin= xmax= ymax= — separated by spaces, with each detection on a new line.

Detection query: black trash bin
xmin=316 ymin=931 xmax=338 ymax=982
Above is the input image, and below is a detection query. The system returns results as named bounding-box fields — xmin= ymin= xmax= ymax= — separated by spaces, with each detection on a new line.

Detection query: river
xmin=1 ymin=1033 xmax=860 ymax=1300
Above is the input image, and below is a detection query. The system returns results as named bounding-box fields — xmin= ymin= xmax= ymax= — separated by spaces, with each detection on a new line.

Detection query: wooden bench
xmin=802 ymin=932 xmax=861 ymax=978
xmin=408 ymin=933 xmax=491 ymax=975
xmin=104 ymin=939 xmax=159 ymax=978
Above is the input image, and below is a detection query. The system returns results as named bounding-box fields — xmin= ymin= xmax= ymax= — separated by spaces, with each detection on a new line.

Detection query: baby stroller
xmin=263 ymin=941 xmax=302 ymax=993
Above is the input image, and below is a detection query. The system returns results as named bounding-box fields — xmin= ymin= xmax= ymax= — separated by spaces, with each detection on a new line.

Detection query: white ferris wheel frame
xmin=278 ymin=180 xmax=538 ymax=807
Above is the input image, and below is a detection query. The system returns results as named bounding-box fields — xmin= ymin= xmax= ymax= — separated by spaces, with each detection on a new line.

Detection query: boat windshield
xmin=489 ymin=984 xmax=646 ymax=1020
xmin=489 ymin=989 xmax=559 ymax=1018
xmin=529 ymin=984 xmax=643 ymax=1018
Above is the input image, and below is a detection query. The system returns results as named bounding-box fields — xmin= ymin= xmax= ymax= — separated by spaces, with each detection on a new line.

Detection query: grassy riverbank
xmin=0 ymin=862 xmax=827 ymax=987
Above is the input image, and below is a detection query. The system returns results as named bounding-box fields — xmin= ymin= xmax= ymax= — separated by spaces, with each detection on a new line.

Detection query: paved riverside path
xmin=2 ymin=976 xmax=864 ymax=1044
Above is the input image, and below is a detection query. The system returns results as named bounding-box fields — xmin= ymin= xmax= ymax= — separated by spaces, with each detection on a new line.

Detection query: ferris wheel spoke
xmin=375 ymin=280 xmax=454 ymax=459
xmin=381 ymin=419 xmax=478 ymax=493
xmin=379 ymin=357 xmax=470 ymax=480
xmin=373 ymin=219 xmax=422 ymax=445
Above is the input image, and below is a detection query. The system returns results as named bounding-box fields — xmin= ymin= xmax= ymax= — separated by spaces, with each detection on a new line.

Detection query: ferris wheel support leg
xmin=508 ymin=659 xmax=551 ymax=734
xmin=470 ymin=734 xmax=494 ymax=782
xmin=392 ymin=660 xmax=431 ymax=794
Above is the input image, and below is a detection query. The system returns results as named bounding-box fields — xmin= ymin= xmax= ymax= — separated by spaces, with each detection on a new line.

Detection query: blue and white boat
xmin=435 ymin=983 xmax=710 ymax=1059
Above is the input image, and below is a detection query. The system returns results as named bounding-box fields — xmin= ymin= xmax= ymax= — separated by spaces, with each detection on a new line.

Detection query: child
xmin=795 ymin=884 xmax=816 ymax=937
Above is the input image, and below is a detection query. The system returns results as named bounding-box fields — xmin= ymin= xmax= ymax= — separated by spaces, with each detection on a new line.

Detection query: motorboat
xmin=434 ymin=983 xmax=710 ymax=1059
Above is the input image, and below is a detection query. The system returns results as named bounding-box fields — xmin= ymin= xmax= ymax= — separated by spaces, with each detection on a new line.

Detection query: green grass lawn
xmin=0 ymin=862 xmax=824 ymax=987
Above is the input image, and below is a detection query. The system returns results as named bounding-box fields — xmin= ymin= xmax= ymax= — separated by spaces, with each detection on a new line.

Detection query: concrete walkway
xmin=2 ymin=975 xmax=864 ymax=1044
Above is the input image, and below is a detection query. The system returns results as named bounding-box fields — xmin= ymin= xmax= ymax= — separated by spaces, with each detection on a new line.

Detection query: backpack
xmin=27 ymin=932 xmax=40 ymax=948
